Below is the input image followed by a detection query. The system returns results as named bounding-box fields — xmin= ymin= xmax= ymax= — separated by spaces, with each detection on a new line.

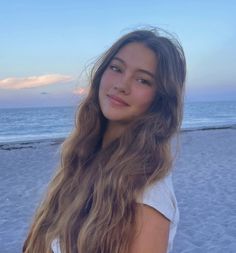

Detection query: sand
xmin=0 ymin=128 xmax=235 ymax=253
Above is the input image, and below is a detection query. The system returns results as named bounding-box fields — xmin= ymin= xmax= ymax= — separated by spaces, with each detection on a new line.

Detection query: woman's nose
xmin=113 ymin=73 xmax=131 ymax=94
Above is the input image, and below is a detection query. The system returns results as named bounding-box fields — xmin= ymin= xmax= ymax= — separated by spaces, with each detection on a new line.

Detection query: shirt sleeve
xmin=51 ymin=238 xmax=61 ymax=253
xmin=136 ymin=173 xmax=178 ymax=222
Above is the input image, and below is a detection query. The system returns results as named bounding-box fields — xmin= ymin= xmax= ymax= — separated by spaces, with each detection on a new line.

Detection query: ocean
xmin=0 ymin=101 xmax=235 ymax=143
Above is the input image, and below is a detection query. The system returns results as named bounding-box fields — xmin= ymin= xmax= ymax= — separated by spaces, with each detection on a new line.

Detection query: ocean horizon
xmin=0 ymin=100 xmax=236 ymax=143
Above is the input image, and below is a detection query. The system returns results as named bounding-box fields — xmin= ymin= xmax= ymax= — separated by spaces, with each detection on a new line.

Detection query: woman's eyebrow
xmin=112 ymin=56 xmax=155 ymax=79
xmin=138 ymin=69 xmax=155 ymax=79
xmin=112 ymin=56 xmax=126 ymax=64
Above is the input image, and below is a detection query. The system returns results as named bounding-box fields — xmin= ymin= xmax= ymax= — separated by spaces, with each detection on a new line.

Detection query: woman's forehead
xmin=113 ymin=42 xmax=157 ymax=74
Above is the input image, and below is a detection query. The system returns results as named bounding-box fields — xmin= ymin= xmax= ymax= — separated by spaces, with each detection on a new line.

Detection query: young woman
xmin=23 ymin=28 xmax=186 ymax=253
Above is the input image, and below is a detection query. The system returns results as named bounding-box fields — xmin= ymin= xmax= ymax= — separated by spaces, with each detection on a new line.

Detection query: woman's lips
xmin=107 ymin=95 xmax=129 ymax=106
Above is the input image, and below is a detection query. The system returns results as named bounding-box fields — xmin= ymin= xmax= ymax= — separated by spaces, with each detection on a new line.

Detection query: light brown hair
xmin=23 ymin=27 xmax=186 ymax=253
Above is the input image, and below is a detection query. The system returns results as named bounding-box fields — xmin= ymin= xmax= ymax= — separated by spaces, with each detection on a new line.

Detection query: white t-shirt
xmin=51 ymin=173 xmax=179 ymax=253
xmin=137 ymin=172 xmax=179 ymax=252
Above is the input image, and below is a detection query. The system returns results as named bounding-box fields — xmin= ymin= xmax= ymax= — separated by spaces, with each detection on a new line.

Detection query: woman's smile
xmin=107 ymin=94 xmax=130 ymax=107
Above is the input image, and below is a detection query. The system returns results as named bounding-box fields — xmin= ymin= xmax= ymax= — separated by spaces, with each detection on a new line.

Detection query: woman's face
xmin=99 ymin=42 xmax=158 ymax=124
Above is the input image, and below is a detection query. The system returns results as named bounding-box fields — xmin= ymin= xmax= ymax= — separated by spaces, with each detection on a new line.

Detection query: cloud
xmin=0 ymin=74 xmax=75 ymax=90
xmin=73 ymin=87 xmax=89 ymax=95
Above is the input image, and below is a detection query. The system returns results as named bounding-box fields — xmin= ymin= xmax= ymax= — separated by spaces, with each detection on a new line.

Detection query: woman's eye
xmin=110 ymin=65 xmax=121 ymax=72
xmin=137 ymin=78 xmax=151 ymax=85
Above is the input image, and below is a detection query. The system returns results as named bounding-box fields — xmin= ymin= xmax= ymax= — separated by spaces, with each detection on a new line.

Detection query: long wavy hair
xmin=23 ymin=28 xmax=186 ymax=253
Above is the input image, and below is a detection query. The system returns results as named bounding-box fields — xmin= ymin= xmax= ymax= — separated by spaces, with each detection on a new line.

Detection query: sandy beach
xmin=0 ymin=128 xmax=235 ymax=253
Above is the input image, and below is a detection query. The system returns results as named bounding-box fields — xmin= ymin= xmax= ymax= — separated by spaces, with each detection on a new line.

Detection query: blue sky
xmin=0 ymin=0 xmax=236 ymax=107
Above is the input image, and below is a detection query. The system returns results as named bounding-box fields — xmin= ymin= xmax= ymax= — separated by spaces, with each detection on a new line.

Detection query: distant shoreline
xmin=0 ymin=124 xmax=235 ymax=150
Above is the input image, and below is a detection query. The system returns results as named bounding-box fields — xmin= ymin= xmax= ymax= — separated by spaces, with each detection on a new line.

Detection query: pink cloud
xmin=73 ymin=87 xmax=89 ymax=95
xmin=0 ymin=74 xmax=75 ymax=90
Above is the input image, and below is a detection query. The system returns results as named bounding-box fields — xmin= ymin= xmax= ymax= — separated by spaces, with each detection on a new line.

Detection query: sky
xmin=0 ymin=0 xmax=236 ymax=108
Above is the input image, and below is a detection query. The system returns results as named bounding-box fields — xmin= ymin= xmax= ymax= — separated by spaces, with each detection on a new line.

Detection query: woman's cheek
xmin=100 ymin=72 xmax=113 ymax=90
